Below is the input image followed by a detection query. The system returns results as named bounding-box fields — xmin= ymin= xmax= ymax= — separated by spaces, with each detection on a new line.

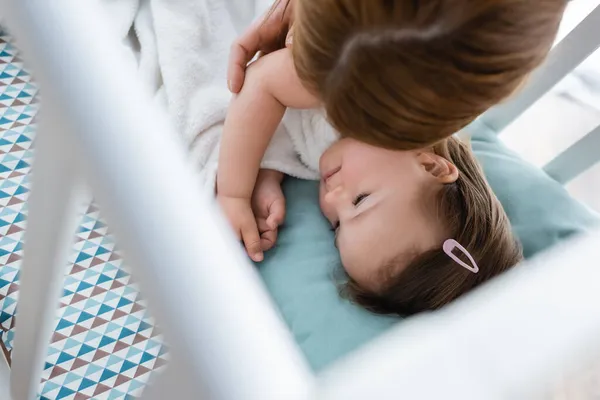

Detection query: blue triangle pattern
xmin=75 ymin=252 xmax=92 ymax=264
xmin=140 ymin=351 xmax=156 ymax=364
xmin=138 ymin=321 xmax=152 ymax=332
xmin=63 ymin=371 xmax=82 ymax=385
xmin=15 ymin=159 xmax=29 ymax=169
xmin=106 ymin=354 xmax=123 ymax=367
xmin=56 ymin=387 xmax=75 ymax=400
xmin=56 ymin=318 xmax=75 ymax=331
xmin=98 ymin=304 xmax=114 ymax=316
xmin=99 ymin=336 xmax=116 ymax=348
xmin=64 ymin=338 xmax=80 ymax=350
xmin=56 ymin=351 xmax=75 ymax=365
xmin=119 ymin=327 xmax=135 ymax=340
xmin=78 ymin=378 xmax=96 ymax=391
xmin=76 ymin=281 xmax=93 ymax=292
xmin=96 ymin=273 xmax=112 ymax=285
xmin=77 ymin=311 xmax=95 ymax=323
xmin=117 ymin=297 xmax=133 ymax=308
xmin=41 ymin=380 xmax=60 ymax=394
xmin=99 ymin=368 xmax=117 ymax=382
xmin=77 ymin=344 xmax=95 ymax=357
xmin=0 ymin=311 xmax=13 ymax=324
xmin=0 ymin=43 xmax=168 ymax=398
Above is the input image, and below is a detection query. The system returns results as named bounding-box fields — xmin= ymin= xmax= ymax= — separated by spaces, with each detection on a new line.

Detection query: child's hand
xmin=218 ymin=195 xmax=264 ymax=262
xmin=252 ymin=170 xmax=286 ymax=252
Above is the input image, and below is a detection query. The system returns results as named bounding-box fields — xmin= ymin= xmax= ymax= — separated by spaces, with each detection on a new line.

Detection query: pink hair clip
xmin=443 ymin=239 xmax=479 ymax=273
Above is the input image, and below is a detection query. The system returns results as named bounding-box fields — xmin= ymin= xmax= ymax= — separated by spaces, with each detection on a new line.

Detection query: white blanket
xmin=101 ymin=0 xmax=338 ymax=192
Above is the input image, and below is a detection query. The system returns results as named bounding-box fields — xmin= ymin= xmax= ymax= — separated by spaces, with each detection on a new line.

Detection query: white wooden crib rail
xmin=1 ymin=1 xmax=600 ymax=400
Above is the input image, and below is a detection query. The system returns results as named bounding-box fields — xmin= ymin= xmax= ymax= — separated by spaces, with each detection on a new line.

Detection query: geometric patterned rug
xmin=0 ymin=29 xmax=167 ymax=399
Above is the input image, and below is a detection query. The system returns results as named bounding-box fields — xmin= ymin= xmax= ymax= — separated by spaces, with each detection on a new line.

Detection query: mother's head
xmin=291 ymin=0 xmax=567 ymax=149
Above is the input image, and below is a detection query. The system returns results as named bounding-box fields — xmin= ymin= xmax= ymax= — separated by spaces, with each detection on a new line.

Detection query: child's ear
xmin=417 ymin=152 xmax=459 ymax=184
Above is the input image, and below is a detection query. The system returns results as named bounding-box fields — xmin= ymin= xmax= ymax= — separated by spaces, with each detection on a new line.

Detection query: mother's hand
xmin=227 ymin=0 xmax=294 ymax=93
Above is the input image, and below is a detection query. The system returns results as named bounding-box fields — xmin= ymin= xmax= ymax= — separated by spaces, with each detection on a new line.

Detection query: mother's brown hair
xmin=291 ymin=0 xmax=567 ymax=149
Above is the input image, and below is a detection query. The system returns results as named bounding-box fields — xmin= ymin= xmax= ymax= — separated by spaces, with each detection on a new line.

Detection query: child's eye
xmin=353 ymin=193 xmax=369 ymax=206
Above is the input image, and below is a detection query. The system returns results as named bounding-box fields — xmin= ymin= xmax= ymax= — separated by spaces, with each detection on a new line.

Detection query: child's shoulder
xmin=244 ymin=49 xmax=320 ymax=109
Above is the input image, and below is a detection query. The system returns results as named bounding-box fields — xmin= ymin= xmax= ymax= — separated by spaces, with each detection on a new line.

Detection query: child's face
xmin=319 ymin=139 xmax=458 ymax=290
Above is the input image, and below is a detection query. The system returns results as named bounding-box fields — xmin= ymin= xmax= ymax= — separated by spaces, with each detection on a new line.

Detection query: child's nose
xmin=324 ymin=186 xmax=347 ymax=206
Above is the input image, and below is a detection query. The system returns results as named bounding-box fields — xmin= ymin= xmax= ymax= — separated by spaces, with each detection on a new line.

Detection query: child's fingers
xmin=266 ymin=198 xmax=286 ymax=230
xmin=241 ymin=219 xmax=263 ymax=262
xmin=260 ymin=230 xmax=278 ymax=252
xmin=256 ymin=218 xmax=277 ymax=251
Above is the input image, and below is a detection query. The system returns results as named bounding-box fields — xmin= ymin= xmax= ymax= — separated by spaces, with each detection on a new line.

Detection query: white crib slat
xmin=318 ymin=230 xmax=600 ymax=400
xmin=8 ymin=114 xmax=81 ymax=400
xmin=544 ymin=124 xmax=600 ymax=184
xmin=2 ymin=2 xmax=315 ymax=400
xmin=481 ymin=4 xmax=600 ymax=133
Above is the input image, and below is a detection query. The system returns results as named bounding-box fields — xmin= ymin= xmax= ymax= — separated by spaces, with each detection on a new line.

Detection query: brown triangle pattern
xmin=90 ymin=257 xmax=104 ymax=267
xmin=134 ymin=365 xmax=152 ymax=378
xmin=7 ymin=196 xmax=23 ymax=206
xmin=7 ymin=253 xmax=21 ymax=264
xmin=6 ymin=224 xmax=23 ymax=234
xmin=70 ymin=293 xmax=86 ymax=305
xmin=90 ymin=286 xmax=108 ymax=297
xmin=70 ymin=264 xmax=86 ymax=274
xmin=153 ymin=357 xmax=168 ymax=370
xmin=92 ymin=349 xmax=110 ymax=362
xmin=112 ymin=309 xmax=127 ymax=321
xmin=110 ymin=280 xmax=125 ymax=290
xmin=132 ymin=333 xmax=148 ymax=345
xmin=71 ymin=324 xmax=88 ymax=336
xmin=50 ymin=365 xmax=68 ymax=379
xmin=113 ymin=340 xmax=129 ymax=353
xmin=88 ymin=230 xmax=102 ymax=239
xmin=93 ymin=383 xmax=112 ymax=397
xmin=8 ymin=170 xmax=24 ymax=178
xmin=74 ymin=393 xmax=91 ymax=400
xmin=114 ymin=374 xmax=132 ymax=388
xmin=71 ymin=358 xmax=89 ymax=372
xmin=7 ymin=283 xmax=19 ymax=295
xmin=91 ymin=317 xmax=109 ymax=329
xmin=131 ymin=302 xmax=144 ymax=314
xmin=51 ymin=332 xmax=68 ymax=343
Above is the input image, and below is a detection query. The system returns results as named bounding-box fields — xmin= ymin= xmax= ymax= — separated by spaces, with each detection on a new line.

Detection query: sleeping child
xmin=215 ymin=0 xmax=567 ymax=315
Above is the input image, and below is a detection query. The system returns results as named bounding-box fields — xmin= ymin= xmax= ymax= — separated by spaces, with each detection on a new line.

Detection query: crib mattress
xmin=0 ymin=31 xmax=167 ymax=399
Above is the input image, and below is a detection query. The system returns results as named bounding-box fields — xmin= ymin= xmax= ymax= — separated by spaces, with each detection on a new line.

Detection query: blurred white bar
xmin=0 ymin=353 xmax=11 ymax=400
xmin=318 ymin=230 xmax=600 ymax=400
xmin=9 ymin=112 xmax=81 ymax=400
xmin=544 ymin=124 xmax=600 ymax=184
xmin=482 ymin=4 xmax=600 ymax=133
xmin=1 ymin=1 xmax=314 ymax=400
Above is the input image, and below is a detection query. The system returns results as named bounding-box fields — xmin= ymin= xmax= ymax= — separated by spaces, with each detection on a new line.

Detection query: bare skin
xmin=227 ymin=0 xmax=295 ymax=93
xmin=217 ymin=49 xmax=319 ymax=261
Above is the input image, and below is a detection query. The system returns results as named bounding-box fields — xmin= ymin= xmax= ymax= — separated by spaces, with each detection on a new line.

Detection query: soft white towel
xmin=101 ymin=0 xmax=338 ymax=193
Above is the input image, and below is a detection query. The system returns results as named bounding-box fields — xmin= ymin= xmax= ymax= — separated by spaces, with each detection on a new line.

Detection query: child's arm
xmin=217 ymin=48 xmax=319 ymax=261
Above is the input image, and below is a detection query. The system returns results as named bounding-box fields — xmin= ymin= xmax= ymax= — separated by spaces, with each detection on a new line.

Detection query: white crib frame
xmin=1 ymin=1 xmax=600 ymax=399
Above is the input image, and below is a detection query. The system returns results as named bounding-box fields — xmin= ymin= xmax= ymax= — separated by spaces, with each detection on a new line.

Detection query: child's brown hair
xmin=291 ymin=0 xmax=567 ymax=149
xmin=343 ymin=136 xmax=523 ymax=316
